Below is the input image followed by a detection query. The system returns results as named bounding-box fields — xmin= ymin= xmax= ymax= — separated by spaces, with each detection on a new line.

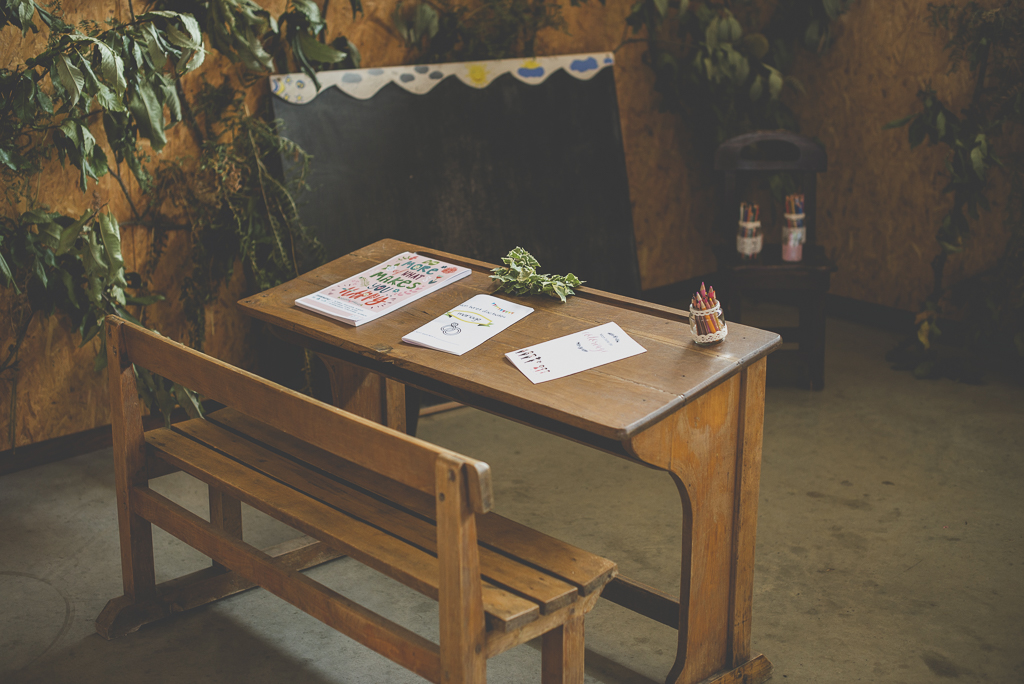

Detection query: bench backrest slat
xmin=110 ymin=316 xmax=492 ymax=512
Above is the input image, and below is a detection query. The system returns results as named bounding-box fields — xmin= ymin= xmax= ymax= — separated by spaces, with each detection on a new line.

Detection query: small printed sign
xmin=506 ymin=322 xmax=646 ymax=384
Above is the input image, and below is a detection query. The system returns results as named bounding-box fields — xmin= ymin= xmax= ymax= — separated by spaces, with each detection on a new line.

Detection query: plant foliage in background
xmin=0 ymin=0 xmax=359 ymax=448
xmin=491 ymin=247 xmax=583 ymax=303
xmin=623 ymin=0 xmax=853 ymax=165
xmin=885 ymin=1 xmax=1023 ymax=381
xmin=394 ymin=0 xmax=598 ymax=63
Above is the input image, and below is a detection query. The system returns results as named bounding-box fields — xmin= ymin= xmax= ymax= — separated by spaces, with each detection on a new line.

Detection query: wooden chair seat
xmin=98 ymin=316 xmax=616 ymax=683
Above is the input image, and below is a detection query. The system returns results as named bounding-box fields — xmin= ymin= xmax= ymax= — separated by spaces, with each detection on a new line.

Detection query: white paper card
xmin=506 ymin=322 xmax=646 ymax=384
xmin=402 ymin=295 xmax=534 ymax=356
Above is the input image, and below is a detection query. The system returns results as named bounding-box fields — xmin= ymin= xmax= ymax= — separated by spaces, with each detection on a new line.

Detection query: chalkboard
xmin=270 ymin=61 xmax=641 ymax=296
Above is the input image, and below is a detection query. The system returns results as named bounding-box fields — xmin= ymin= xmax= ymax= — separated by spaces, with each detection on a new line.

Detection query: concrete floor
xmin=2 ymin=309 xmax=1022 ymax=683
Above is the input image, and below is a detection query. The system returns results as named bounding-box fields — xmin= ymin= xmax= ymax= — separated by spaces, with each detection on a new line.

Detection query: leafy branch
xmin=885 ymin=1 xmax=1023 ymax=380
xmin=491 ymin=247 xmax=583 ymax=303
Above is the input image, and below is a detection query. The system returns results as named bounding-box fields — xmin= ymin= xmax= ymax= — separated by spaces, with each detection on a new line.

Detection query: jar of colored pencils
xmin=689 ymin=284 xmax=727 ymax=345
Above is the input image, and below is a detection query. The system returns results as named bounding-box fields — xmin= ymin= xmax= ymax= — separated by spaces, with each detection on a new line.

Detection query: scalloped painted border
xmin=270 ymin=52 xmax=614 ymax=104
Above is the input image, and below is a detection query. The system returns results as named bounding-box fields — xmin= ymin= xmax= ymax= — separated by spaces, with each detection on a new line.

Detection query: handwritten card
xmin=506 ymin=322 xmax=646 ymax=384
xmin=402 ymin=295 xmax=534 ymax=356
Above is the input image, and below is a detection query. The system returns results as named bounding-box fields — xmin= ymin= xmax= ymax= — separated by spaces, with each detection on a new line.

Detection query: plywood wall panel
xmin=788 ymin=0 xmax=1011 ymax=311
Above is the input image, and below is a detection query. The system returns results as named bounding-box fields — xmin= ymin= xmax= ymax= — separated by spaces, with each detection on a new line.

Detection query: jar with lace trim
xmin=689 ymin=302 xmax=728 ymax=345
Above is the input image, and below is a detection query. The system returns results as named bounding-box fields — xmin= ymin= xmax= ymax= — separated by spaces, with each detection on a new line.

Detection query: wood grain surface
xmin=238 ymin=239 xmax=781 ymax=446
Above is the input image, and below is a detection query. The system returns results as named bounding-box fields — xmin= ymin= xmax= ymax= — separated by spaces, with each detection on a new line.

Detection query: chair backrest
xmin=103 ymin=315 xmax=493 ymax=514
xmin=714 ymin=130 xmax=827 ymax=245
xmin=269 ymin=53 xmax=642 ymax=297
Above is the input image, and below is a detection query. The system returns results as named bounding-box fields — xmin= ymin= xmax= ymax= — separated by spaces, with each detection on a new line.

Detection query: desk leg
xmin=317 ymin=354 xmax=406 ymax=432
xmin=626 ymin=358 xmax=771 ymax=684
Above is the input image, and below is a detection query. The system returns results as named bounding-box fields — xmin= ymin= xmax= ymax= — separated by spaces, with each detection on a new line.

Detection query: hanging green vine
xmin=885 ymin=1 xmax=1023 ymax=381
xmin=0 ymin=0 xmax=360 ymax=444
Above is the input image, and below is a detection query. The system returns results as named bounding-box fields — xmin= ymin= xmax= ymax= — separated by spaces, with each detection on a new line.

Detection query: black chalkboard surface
xmin=270 ymin=65 xmax=641 ymax=296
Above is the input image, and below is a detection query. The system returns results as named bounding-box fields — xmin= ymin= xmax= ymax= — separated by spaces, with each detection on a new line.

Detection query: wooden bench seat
xmin=97 ymin=316 xmax=616 ymax=683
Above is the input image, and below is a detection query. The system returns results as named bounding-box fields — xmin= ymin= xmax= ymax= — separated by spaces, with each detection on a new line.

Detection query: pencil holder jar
xmin=690 ymin=303 xmax=728 ymax=345
xmin=782 ymin=212 xmax=806 ymax=262
xmin=736 ymin=221 xmax=763 ymax=261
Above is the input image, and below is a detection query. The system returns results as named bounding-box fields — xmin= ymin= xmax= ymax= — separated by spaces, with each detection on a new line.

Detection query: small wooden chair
xmin=97 ymin=316 xmax=616 ymax=683
xmin=714 ymin=130 xmax=836 ymax=390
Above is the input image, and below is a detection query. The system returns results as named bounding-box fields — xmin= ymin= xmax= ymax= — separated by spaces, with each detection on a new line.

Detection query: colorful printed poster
xmin=402 ymin=295 xmax=534 ymax=356
xmin=506 ymin=322 xmax=647 ymax=384
xmin=295 ymin=252 xmax=471 ymax=326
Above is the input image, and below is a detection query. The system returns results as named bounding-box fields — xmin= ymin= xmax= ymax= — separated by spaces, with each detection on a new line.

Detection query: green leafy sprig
xmin=490 ymin=247 xmax=583 ymax=303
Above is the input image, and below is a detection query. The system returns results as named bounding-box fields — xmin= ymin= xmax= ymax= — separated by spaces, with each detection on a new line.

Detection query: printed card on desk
xmin=506 ymin=322 xmax=646 ymax=384
xmin=295 ymin=252 xmax=471 ymax=326
xmin=402 ymin=295 xmax=534 ymax=355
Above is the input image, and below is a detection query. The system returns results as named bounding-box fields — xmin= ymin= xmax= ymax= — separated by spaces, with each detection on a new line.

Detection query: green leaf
xmin=98 ymin=212 xmax=125 ymax=278
xmin=54 ymin=53 xmax=85 ymax=108
xmin=296 ymin=32 xmax=346 ymax=64
xmin=32 ymin=255 xmax=48 ymax=288
xmin=0 ymin=147 xmax=17 ymax=170
xmin=970 ymin=145 xmax=985 ymax=178
xmin=129 ymin=79 xmax=168 ymax=151
xmin=742 ymin=33 xmax=769 ymax=60
xmin=883 ymin=114 xmax=915 ymax=129
xmin=767 ymin=67 xmax=783 ymax=99
xmin=57 ymin=209 xmax=94 ymax=255
xmin=81 ymin=320 xmax=101 ymax=345
xmin=96 ymin=41 xmax=126 ymax=96
xmin=749 ymin=74 xmax=763 ymax=101
xmin=125 ymin=293 xmax=165 ymax=306
xmin=705 ymin=19 xmax=718 ymax=52
xmin=290 ymin=0 xmax=322 ymax=24
xmin=171 ymin=383 xmax=204 ymax=419
xmin=908 ymin=117 xmax=926 ymax=148
xmin=652 ymin=0 xmax=668 ymax=18
xmin=0 ymin=250 xmax=17 ymax=293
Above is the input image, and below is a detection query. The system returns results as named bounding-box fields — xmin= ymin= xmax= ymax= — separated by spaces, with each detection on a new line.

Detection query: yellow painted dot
xmin=467 ymin=64 xmax=488 ymax=85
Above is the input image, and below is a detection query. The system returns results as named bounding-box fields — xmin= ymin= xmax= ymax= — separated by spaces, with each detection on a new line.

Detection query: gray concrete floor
xmin=2 ymin=308 xmax=1022 ymax=683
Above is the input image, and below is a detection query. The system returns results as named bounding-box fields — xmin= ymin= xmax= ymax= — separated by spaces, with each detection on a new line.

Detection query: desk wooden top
xmin=239 ymin=239 xmax=781 ymax=447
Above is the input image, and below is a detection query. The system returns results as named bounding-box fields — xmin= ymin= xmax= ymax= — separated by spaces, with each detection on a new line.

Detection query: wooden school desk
xmin=238 ymin=239 xmax=781 ymax=684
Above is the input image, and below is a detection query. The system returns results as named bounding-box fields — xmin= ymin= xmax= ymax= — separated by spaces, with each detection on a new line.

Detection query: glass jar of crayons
xmin=782 ymin=193 xmax=806 ymax=262
xmin=737 ymin=202 xmax=762 ymax=261
xmin=689 ymin=283 xmax=727 ymax=345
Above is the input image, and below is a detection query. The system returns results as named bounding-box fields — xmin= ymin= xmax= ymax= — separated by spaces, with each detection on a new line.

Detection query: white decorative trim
xmin=690 ymin=304 xmax=728 ymax=344
xmin=270 ymin=52 xmax=615 ymax=104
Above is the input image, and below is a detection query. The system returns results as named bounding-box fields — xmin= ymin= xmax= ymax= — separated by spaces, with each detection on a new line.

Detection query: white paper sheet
xmin=506 ymin=322 xmax=646 ymax=384
xmin=402 ymin=295 xmax=534 ymax=355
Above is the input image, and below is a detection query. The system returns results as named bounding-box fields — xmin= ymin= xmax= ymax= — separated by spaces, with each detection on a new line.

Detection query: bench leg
xmin=209 ymin=488 xmax=243 ymax=571
xmin=96 ymin=536 xmax=342 ymax=639
xmin=107 ymin=320 xmax=157 ymax=604
xmin=541 ymin=610 xmax=585 ymax=684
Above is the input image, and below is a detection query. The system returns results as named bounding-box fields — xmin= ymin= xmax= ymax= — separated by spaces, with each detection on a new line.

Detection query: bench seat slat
xmin=145 ymin=429 xmax=539 ymax=632
xmin=174 ymin=418 xmax=578 ymax=615
xmin=132 ymin=486 xmax=444 ymax=683
xmin=209 ymin=408 xmax=617 ymax=594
